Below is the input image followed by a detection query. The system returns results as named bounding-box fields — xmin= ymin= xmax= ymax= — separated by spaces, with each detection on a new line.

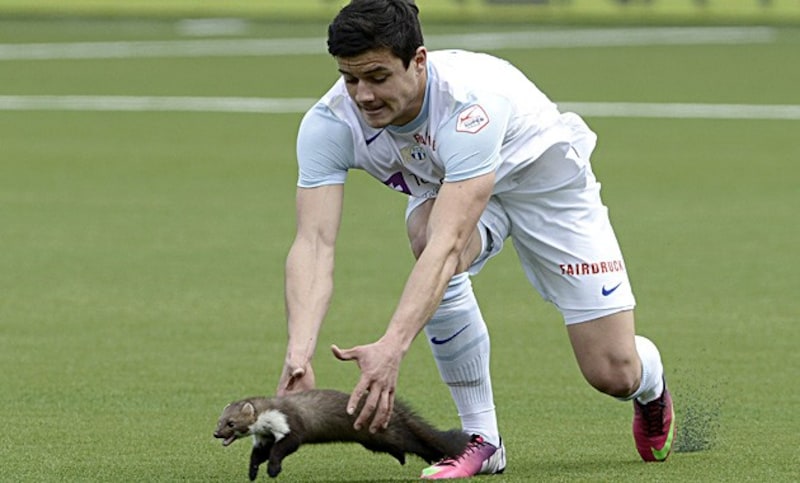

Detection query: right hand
xmin=331 ymin=339 xmax=403 ymax=433
xmin=276 ymin=362 xmax=315 ymax=395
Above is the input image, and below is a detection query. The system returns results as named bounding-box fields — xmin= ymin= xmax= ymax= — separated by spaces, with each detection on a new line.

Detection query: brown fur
xmin=213 ymin=389 xmax=470 ymax=479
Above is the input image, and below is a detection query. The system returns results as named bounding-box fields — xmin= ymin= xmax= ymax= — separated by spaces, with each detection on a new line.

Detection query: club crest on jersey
xmin=410 ymin=145 xmax=426 ymax=161
xmin=456 ymin=105 xmax=489 ymax=134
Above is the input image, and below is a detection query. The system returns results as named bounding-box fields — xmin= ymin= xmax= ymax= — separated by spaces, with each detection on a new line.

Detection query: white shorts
xmin=406 ymin=141 xmax=636 ymax=325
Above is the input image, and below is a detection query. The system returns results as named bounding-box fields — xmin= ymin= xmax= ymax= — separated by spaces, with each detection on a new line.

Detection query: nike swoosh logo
xmin=365 ymin=130 xmax=384 ymax=146
xmin=651 ymin=406 xmax=676 ymax=460
xmin=430 ymin=324 xmax=470 ymax=345
xmin=601 ymin=282 xmax=622 ymax=296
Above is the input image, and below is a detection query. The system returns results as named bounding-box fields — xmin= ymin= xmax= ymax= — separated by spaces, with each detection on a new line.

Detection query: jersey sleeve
xmin=296 ymin=103 xmax=353 ymax=188
xmin=437 ymin=95 xmax=512 ymax=183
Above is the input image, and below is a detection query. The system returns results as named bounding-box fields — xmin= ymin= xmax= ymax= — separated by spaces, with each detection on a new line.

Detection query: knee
xmin=408 ymin=229 xmax=427 ymax=260
xmin=406 ymin=204 xmax=431 ymax=260
xmin=581 ymin=354 xmax=641 ymax=398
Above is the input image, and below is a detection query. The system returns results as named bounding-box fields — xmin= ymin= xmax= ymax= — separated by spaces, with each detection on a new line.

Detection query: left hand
xmin=331 ymin=339 xmax=403 ymax=433
xmin=275 ymin=363 xmax=315 ymax=396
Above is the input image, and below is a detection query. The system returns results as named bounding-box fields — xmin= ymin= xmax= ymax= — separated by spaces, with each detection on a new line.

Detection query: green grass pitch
xmin=0 ymin=18 xmax=798 ymax=482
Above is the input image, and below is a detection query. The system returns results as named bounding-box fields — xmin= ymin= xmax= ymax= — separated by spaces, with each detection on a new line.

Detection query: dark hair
xmin=327 ymin=0 xmax=424 ymax=68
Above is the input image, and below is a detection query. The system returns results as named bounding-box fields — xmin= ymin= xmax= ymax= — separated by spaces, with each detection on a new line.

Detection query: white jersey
xmin=296 ymin=49 xmax=597 ymax=198
xmin=296 ymin=49 xmax=635 ymax=323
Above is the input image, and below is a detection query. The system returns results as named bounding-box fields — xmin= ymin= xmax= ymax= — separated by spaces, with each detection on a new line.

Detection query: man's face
xmin=337 ymin=47 xmax=427 ymax=128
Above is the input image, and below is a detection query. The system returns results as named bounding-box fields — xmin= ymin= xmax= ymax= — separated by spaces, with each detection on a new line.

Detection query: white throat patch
xmin=250 ymin=409 xmax=291 ymax=442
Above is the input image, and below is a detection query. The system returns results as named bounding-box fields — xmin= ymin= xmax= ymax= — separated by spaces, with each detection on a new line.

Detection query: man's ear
xmin=414 ymin=46 xmax=427 ymax=73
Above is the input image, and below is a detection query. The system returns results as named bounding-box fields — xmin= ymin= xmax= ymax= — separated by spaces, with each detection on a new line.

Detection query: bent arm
xmin=279 ymin=184 xmax=344 ymax=393
xmin=335 ymin=171 xmax=495 ymax=431
xmin=383 ymin=170 xmax=495 ymax=353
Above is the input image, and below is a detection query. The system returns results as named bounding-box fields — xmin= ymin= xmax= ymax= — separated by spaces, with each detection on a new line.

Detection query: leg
xmin=406 ymin=197 xmax=483 ymax=273
xmin=566 ymin=309 xmax=663 ymax=401
xmin=501 ymin=142 xmax=672 ymax=460
xmin=407 ymin=197 xmax=498 ymax=444
xmin=408 ymin=197 xmax=509 ymax=478
xmin=568 ymin=310 xmax=674 ymax=463
xmin=361 ymin=440 xmax=406 ymax=465
xmin=497 ymin=143 xmax=663 ymax=400
xmin=266 ymin=435 xmax=302 ymax=478
xmin=423 ymin=273 xmax=497 ymax=442
xmin=248 ymin=439 xmax=273 ymax=481
xmin=567 ymin=310 xmax=641 ymax=397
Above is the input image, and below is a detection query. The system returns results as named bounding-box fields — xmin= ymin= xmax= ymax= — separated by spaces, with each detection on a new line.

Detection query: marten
xmin=213 ymin=389 xmax=470 ymax=479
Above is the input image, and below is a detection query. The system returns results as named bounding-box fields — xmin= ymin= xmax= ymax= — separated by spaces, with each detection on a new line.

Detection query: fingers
xmin=332 ymin=344 xmax=365 ymax=417
xmin=282 ymin=370 xmax=301 ymax=392
xmin=347 ymin=378 xmax=369 ymax=417
xmin=277 ymin=365 xmax=314 ymax=395
xmin=383 ymin=389 xmax=394 ymax=429
xmin=352 ymin=386 xmax=394 ymax=432
xmin=331 ymin=344 xmax=353 ymax=361
xmin=285 ymin=367 xmax=306 ymax=390
xmin=354 ymin=385 xmax=381 ymax=432
xmin=370 ymin=388 xmax=394 ymax=432
xmin=347 ymin=380 xmax=395 ymax=433
xmin=332 ymin=342 xmax=396 ymax=432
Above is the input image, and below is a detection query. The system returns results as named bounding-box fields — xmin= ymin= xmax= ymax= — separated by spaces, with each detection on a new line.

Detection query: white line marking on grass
xmin=0 ymin=27 xmax=776 ymax=60
xmin=175 ymin=18 xmax=251 ymax=37
xmin=0 ymin=95 xmax=315 ymax=113
xmin=560 ymin=102 xmax=800 ymax=120
xmin=1 ymin=96 xmax=798 ymax=120
xmin=0 ymin=38 xmax=327 ymax=60
xmin=427 ymin=26 xmax=776 ymax=51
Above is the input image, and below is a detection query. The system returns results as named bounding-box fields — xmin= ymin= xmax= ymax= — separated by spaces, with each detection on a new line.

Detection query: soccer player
xmin=276 ymin=0 xmax=675 ymax=478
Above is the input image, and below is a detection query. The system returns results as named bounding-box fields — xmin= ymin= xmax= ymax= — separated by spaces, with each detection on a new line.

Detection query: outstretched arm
xmin=277 ymin=184 xmax=344 ymax=395
xmin=333 ymin=171 xmax=495 ymax=432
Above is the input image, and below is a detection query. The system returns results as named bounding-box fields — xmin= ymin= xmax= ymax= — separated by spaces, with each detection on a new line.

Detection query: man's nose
xmin=355 ymin=81 xmax=375 ymax=103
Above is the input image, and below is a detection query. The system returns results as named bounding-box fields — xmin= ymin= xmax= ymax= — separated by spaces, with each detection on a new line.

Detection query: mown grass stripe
xmin=0 ymin=26 xmax=775 ymax=60
xmin=1 ymin=95 xmax=798 ymax=120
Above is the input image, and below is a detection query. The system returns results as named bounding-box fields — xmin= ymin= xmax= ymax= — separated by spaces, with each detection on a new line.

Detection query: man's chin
xmin=361 ymin=110 xmax=391 ymax=128
xmin=365 ymin=120 xmax=389 ymax=129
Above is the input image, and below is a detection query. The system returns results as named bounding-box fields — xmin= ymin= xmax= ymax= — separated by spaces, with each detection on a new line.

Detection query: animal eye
xmin=227 ymin=421 xmax=235 ymax=427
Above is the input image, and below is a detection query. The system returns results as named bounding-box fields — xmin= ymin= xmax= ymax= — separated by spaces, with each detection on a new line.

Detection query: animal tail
xmin=403 ymin=410 xmax=471 ymax=463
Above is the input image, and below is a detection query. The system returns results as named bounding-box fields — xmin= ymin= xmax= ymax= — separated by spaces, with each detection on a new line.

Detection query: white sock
xmin=630 ymin=335 xmax=665 ymax=404
xmin=424 ymin=272 xmax=500 ymax=447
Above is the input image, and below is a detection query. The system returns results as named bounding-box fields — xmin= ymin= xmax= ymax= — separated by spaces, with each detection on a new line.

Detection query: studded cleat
xmin=421 ymin=434 xmax=505 ymax=479
xmin=633 ymin=382 xmax=676 ymax=462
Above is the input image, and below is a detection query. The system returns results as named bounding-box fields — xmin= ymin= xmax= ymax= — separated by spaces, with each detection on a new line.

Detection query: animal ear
xmin=243 ymin=402 xmax=256 ymax=418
